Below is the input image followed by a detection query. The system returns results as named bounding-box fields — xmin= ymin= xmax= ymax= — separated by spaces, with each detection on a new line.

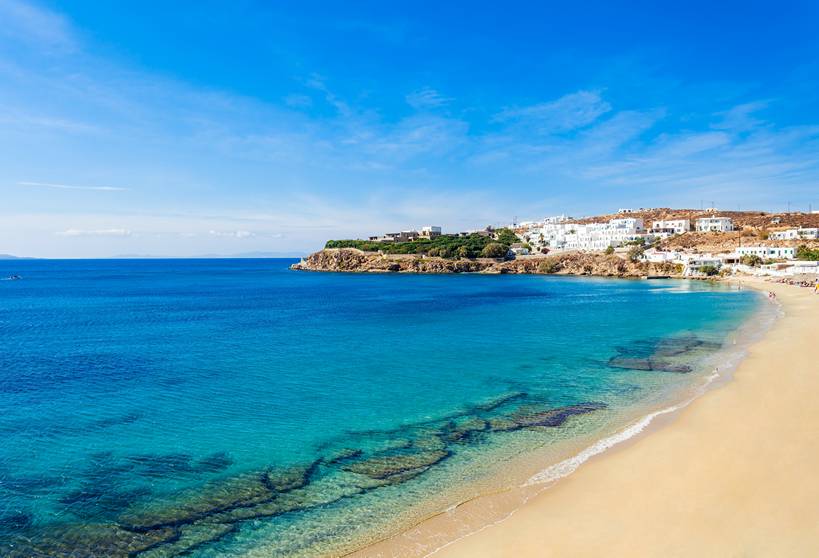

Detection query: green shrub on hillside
xmin=480 ymin=242 xmax=509 ymax=258
xmin=324 ymin=228 xmax=519 ymax=260
xmin=628 ymin=245 xmax=646 ymax=262
xmin=796 ymin=245 xmax=819 ymax=261
xmin=494 ymin=228 xmax=519 ymax=245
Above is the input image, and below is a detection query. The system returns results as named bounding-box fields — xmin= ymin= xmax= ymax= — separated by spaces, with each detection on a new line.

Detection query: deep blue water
xmin=0 ymin=259 xmax=761 ymax=556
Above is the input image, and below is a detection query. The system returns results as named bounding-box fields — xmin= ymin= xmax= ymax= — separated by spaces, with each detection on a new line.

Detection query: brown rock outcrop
xmin=291 ymin=249 xmax=683 ymax=278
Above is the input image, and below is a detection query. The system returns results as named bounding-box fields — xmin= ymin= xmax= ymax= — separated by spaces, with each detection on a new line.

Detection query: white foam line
xmin=524 ymin=386 xmax=706 ymax=486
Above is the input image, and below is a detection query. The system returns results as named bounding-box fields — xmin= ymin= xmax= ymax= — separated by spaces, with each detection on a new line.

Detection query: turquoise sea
xmin=0 ymin=259 xmax=764 ymax=556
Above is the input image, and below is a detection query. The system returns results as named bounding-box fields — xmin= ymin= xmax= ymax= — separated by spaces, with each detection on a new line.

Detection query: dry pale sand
xmin=423 ymin=278 xmax=819 ymax=558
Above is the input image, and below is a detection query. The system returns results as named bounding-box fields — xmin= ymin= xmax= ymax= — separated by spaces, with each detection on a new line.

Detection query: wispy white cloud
xmin=56 ymin=228 xmax=131 ymax=237
xmin=495 ymin=90 xmax=612 ymax=133
xmin=0 ymin=0 xmax=76 ymax=52
xmin=0 ymin=108 xmax=99 ymax=133
xmin=712 ymin=100 xmax=770 ymax=132
xmin=18 ymin=181 xmax=128 ymax=191
xmin=208 ymin=229 xmax=255 ymax=238
xmin=406 ymin=87 xmax=452 ymax=110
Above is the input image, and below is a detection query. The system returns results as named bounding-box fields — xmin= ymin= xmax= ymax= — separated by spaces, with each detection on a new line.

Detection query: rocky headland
xmin=290 ymin=248 xmax=683 ymax=278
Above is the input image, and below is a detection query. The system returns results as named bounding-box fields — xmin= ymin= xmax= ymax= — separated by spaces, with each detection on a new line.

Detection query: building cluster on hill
xmin=516 ymin=214 xmax=742 ymax=253
xmin=514 ymin=208 xmax=819 ymax=278
xmin=518 ymin=216 xmax=649 ymax=252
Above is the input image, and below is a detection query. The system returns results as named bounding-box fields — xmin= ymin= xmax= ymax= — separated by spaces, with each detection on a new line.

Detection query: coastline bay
xmin=0 ymin=259 xmax=763 ymax=556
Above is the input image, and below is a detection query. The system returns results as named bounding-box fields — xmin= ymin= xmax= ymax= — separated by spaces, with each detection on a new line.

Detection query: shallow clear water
xmin=0 ymin=259 xmax=761 ymax=556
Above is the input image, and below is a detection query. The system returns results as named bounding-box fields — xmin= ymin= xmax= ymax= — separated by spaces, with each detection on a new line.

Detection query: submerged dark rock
xmin=489 ymin=403 xmax=607 ymax=432
xmin=263 ymin=459 xmax=322 ymax=493
xmin=608 ymin=356 xmax=692 ymax=373
xmin=513 ymin=403 xmax=607 ymax=428
xmin=127 ymin=453 xmax=195 ymax=477
xmin=193 ymin=452 xmax=234 ymax=473
xmin=325 ymin=448 xmax=364 ymax=465
xmin=1 ymin=523 xmax=179 ymax=558
xmin=342 ymin=449 xmax=450 ymax=480
xmin=119 ymin=472 xmax=275 ymax=532
xmin=442 ymin=417 xmax=489 ymax=443
xmin=609 ymin=334 xmax=719 ymax=374
xmin=137 ymin=521 xmax=237 ymax=558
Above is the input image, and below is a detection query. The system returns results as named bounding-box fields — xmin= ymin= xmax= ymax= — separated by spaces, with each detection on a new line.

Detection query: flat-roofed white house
xmin=769 ymin=229 xmax=799 ymax=240
xmin=736 ymin=246 xmax=796 ymax=260
xmin=683 ymin=255 xmax=723 ymax=276
xmin=641 ymin=248 xmax=683 ymax=263
xmin=695 ymin=216 xmax=734 ymax=232
xmin=651 ymin=219 xmax=690 ymax=235
xmin=769 ymin=227 xmax=817 ymax=240
xmin=798 ymin=227 xmax=819 ymax=239
xmin=609 ymin=217 xmax=645 ymax=232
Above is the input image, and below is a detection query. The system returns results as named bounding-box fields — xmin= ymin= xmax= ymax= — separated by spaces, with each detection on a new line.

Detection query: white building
xmin=420 ymin=226 xmax=442 ymax=238
xmin=736 ymin=246 xmax=796 ymax=260
xmin=641 ymin=248 xmax=683 ymax=263
xmin=789 ymin=261 xmax=819 ymax=275
xmin=769 ymin=229 xmax=799 ymax=240
xmin=509 ymin=243 xmax=530 ymax=256
xmin=683 ymin=255 xmax=723 ymax=276
xmin=767 ymin=228 xmax=816 ymax=240
xmin=651 ymin=219 xmax=690 ymax=235
xmin=696 ymin=216 xmax=734 ymax=232
xmin=520 ymin=217 xmax=649 ymax=252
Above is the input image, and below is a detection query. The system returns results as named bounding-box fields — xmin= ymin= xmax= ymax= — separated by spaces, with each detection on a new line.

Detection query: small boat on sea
xmin=2 ymin=275 xmax=22 ymax=281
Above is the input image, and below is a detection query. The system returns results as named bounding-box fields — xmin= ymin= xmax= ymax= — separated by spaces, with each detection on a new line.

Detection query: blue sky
xmin=1 ymin=0 xmax=818 ymax=257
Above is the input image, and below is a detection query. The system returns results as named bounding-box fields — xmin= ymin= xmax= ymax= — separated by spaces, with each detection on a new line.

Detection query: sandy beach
xmin=357 ymin=278 xmax=819 ymax=558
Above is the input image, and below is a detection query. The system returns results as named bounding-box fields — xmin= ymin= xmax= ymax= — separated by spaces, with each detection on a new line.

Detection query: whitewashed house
xmin=509 ymin=243 xmax=530 ymax=256
xmin=769 ymin=229 xmax=799 ymax=240
xmin=696 ymin=216 xmax=734 ymax=232
xmin=736 ymin=246 xmax=796 ymax=260
xmin=683 ymin=255 xmax=723 ymax=276
xmin=651 ymin=219 xmax=690 ymax=235
xmin=641 ymin=248 xmax=683 ymax=263
xmin=798 ymin=227 xmax=819 ymax=239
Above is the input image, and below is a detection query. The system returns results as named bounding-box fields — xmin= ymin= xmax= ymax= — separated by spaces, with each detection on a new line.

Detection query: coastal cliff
xmin=291 ymin=248 xmax=683 ymax=278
